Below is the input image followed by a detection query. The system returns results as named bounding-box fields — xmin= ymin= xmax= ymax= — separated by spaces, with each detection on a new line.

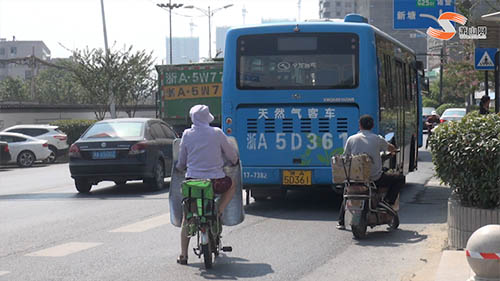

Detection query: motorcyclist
xmin=337 ymin=114 xmax=401 ymax=230
xmin=175 ymin=104 xmax=239 ymax=265
xmin=425 ymin=111 xmax=440 ymax=149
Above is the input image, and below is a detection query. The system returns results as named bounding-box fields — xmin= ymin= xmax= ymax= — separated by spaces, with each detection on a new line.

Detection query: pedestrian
xmin=479 ymin=95 xmax=491 ymax=115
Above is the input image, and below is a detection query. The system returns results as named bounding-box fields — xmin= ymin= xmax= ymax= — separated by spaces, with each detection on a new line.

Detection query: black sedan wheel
xmin=146 ymin=160 xmax=165 ymax=191
xmin=17 ymin=151 xmax=35 ymax=168
xmin=75 ymin=179 xmax=92 ymax=193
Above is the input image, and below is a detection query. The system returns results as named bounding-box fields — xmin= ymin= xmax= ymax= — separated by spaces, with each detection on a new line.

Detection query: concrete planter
xmin=448 ymin=195 xmax=500 ymax=249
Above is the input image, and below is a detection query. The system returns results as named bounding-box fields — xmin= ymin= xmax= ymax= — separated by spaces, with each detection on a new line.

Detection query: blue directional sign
xmin=394 ymin=0 xmax=456 ymax=30
xmin=475 ymin=48 xmax=498 ymax=71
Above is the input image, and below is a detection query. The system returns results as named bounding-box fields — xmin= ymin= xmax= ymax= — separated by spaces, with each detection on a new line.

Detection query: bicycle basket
xmin=331 ymin=154 xmax=372 ymax=184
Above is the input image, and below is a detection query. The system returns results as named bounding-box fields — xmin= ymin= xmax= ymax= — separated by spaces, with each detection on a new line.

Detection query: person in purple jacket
xmin=175 ymin=104 xmax=239 ymax=265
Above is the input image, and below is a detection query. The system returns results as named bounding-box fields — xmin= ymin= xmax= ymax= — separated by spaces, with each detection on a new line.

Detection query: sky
xmin=0 ymin=0 xmax=319 ymax=64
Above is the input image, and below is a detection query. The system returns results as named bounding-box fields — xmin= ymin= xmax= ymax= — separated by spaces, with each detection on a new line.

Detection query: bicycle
xmin=181 ymin=179 xmax=232 ymax=269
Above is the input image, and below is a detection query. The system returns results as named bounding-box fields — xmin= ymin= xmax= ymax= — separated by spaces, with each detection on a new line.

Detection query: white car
xmin=0 ymin=132 xmax=52 ymax=167
xmin=2 ymin=125 xmax=68 ymax=163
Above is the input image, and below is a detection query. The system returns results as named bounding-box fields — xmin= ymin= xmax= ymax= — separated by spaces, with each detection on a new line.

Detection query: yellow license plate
xmin=282 ymin=170 xmax=312 ymax=185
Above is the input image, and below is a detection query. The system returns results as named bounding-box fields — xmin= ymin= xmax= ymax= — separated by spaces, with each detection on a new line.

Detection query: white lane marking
xmin=0 ymin=271 xmax=10 ymax=276
xmin=109 ymin=214 xmax=169 ymax=233
xmin=25 ymin=242 xmax=102 ymax=257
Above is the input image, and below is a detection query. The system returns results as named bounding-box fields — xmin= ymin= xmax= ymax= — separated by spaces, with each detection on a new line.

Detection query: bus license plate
xmin=282 ymin=170 xmax=312 ymax=185
xmin=92 ymin=151 xmax=116 ymax=160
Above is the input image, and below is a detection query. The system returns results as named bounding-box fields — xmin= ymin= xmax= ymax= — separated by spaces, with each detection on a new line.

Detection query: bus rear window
xmin=237 ymin=33 xmax=359 ymax=90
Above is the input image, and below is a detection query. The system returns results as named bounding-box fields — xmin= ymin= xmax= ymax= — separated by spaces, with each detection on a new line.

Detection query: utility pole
xmin=100 ymin=0 xmax=116 ymax=119
xmin=439 ymin=46 xmax=444 ymax=103
xmin=30 ymin=47 xmax=35 ymax=100
xmin=184 ymin=4 xmax=233 ymax=59
xmin=208 ymin=6 xmax=212 ymax=59
xmin=495 ymin=51 xmax=499 ymax=113
xmin=157 ymin=1 xmax=184 ymax=64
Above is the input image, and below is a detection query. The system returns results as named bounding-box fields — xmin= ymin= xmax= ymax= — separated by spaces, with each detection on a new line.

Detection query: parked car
xmin=2 ymin=125 xmax=69 ymax=163
xmin=440 ymin=108 xmax=467 ymax=123
xmin=422 ymin=107 xmax=436 ymax=133
xmin=0 ymin=132 xmax=52 ymax=167
xmin=69 ymin=118 xmax=178 ymax=193
xmin=0 ymin=141 xmax=11 ymax=165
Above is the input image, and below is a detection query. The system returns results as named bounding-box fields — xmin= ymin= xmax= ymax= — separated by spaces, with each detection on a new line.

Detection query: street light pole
xmin=208 ymin=6 xmax=212 ymax=59
xmin=100 ymin=0 xmax=116 ymax=119
xmin=184 ymin=4 xmax=233 ymax=60
xmin=157 ymin=1 xmax=184 ymax=64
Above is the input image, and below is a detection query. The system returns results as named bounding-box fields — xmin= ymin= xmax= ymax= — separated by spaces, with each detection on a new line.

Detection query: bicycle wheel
xmin=202 ymin=243 xmax=213 ymax=269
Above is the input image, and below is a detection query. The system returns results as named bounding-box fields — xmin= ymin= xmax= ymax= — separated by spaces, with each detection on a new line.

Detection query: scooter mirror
xmin=384 ymin=132 xmax=395 ymax=142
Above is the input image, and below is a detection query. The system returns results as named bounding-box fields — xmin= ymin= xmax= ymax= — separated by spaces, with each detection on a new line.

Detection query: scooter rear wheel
xmin=351 ymin=218 xmax=367 ymax=239
xmin=351 ymin=207 xmax=368 ymax=239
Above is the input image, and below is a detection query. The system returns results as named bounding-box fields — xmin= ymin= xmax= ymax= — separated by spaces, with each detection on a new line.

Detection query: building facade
xmin=0 ymin=39 xmax=51 ymax=81
xmin=215 ymin=26 xmax=231 ymax=58
xmin=319 ymin=0 xmax=358 ymax=19
xmin=166 ymin=37 xmax=199 ymax=64
xmin=320 ymin=0 xmax=428 ymax=68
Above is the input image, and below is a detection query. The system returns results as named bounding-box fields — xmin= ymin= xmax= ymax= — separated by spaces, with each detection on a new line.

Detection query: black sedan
xmin=0 ymin=141 xmax=11 ymax=165
xmin=69 ymin=118 xmax=178 ymax=193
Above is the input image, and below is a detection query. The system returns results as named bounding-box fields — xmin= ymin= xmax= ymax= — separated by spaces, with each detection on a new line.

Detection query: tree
xmin=34 ymin=63 xmax=87 ymax=105
xmin=0 ymin=77 xmax=28 ymax=102
xmin=113 ymin=48 xmax=156 ymax=117
xmin=65 ymin=46 xmax=155 ymax=120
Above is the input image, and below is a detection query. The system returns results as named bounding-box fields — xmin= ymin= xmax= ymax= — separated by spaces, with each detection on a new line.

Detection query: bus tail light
xmin=225 ymin=117 xmax=233 ymax=125
xmin=226 ymin=128 xmax=232 ymax=135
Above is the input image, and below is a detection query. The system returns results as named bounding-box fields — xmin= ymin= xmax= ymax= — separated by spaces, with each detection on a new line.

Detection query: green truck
xmin=155 ymin=60 xmax=223 ymax=134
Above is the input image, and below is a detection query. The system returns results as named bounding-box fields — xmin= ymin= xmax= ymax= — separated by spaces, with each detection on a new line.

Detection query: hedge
xmin=429 ymin=112 xmax=500 ymax=209
xmin=49 ymin=119 xmax=97 ymax=145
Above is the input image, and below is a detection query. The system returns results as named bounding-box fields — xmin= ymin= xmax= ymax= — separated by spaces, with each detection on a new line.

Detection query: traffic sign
xmin=475 ymin=48 xmax=498 ymax=70
xmin=394 ymin=0 xmax=455 ymax=30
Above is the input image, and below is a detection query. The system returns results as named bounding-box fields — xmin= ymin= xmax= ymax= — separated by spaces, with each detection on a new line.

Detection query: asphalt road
xmin=0 ymin=138 xmax=450 ymax=281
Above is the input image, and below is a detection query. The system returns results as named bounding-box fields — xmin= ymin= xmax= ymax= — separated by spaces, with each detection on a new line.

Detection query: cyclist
xmin=175 ymin=104 xmax=239 ymax=265
xmin=337 ymin=114 xmax=401 ymax=230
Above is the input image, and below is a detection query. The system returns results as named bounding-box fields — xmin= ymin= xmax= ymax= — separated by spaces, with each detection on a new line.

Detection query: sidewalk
xmin=434 ymin=250 xmax=474 ymax=281
xmin=415 ymin=177 xmax=474 ymax=281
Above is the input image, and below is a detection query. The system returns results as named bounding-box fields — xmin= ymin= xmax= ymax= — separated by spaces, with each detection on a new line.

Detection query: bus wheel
xmin=251 ymin=189 xmax=269 ymax=201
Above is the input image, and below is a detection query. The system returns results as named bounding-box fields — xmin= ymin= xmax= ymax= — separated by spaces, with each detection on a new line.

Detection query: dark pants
xmin=338 ymin=173 xmax=402 ymax=224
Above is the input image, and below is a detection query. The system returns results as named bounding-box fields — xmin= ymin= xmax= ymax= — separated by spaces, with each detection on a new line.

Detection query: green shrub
xmin=50 ymin=119 xmax=97 ymax=145
xmin=436 ymin=103 xmax=464 ymax=116
xmin=429 ymin=112 xmax=500 ymax=208
xmin=422 ymin=97 xmax=440 ymax=108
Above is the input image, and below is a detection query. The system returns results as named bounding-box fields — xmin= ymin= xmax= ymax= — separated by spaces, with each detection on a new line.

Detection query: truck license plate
xmin=282 ymin=170 xmax=312 ymax=185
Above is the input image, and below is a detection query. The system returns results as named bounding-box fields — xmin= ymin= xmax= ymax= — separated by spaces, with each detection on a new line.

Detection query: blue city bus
xmin=222 ymin=14 xmax=422 ymax=200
